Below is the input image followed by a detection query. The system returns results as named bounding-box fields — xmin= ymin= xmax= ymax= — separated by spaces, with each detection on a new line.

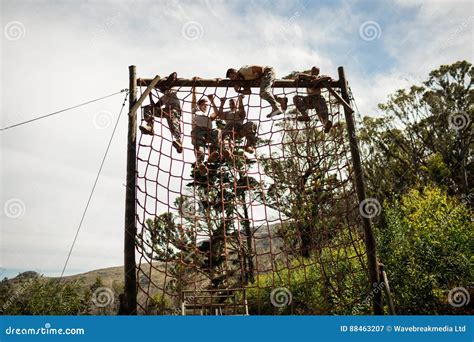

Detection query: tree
xmin=359 ymin=60 xmax=473 ymax=201
xmin=259 ymin=112 xmax=358 ymax=258
xmin=137 ymin=139 xmax=262 ymax=313
xmin=185 ymin=147 xmax=262 ymax=288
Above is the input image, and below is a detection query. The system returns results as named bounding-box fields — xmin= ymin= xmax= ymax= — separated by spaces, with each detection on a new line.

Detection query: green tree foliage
xmin=376 ymin=186 xmax=473 ymax=314
xmin=0 ymin=277 xmax=87 ymax=315
xmin=246 ymin=239 xmax=370 ymax=315
xmin=359 ymin=60 xmax=473 ymax=200
xmin=187 ymin=141 xmax=261 ymax=287
xmin=260 ymin=118 xmax=359 ymax=258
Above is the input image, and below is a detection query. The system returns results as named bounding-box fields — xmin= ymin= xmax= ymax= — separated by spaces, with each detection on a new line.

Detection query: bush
xmin=377 ymin=186 xmax=473 ymax=314
xmin=1 ymin=277 xmax=87 ymax=315
xmin=246 ymin=239 xmax=371 ymax=315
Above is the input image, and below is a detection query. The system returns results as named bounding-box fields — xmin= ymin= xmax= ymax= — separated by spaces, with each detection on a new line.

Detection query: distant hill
xmin=3 ymin=223 xmax=286 ymax=313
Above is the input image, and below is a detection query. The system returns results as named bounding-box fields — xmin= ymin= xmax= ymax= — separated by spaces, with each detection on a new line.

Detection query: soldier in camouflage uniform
xmin=208 ymin=94 xmax=257 ymax=154
xmin=191 ymin=85 xmax=220 ymax=176
xmin=139 ymin=89 xmax=183 ymax=153
xmin=293 ymin=66 xmax=333 ymax=133
xmin=226 ymin=65 xmax=287 ymax=118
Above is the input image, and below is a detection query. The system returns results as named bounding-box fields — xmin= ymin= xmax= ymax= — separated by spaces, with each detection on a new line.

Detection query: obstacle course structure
xmin=123 ymin=66 xmax=386 ymax=315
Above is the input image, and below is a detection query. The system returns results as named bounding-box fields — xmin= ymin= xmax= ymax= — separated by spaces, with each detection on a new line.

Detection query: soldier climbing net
xmin=135 ymin=72 xmax=372 ymax=315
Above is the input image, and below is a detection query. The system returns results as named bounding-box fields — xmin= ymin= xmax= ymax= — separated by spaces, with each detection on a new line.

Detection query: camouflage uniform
xmin=293 ymin=91 xmax=329 ymax=123
xmin=142 ymin=105 xmax=181 ymax=141
xmin=141 ymin=90 xmax=182 ymax=141
xmin=238 ymin=65 xmax=280 ymax=111
xmin=221 ymin=110 xmax=257 ymax=147
xmin=191 ymin=109 xmax=219 ymax=164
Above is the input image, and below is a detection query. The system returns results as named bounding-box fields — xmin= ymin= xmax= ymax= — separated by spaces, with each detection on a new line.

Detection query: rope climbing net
xmin=135 ymin=73 xmax=371 ymax=315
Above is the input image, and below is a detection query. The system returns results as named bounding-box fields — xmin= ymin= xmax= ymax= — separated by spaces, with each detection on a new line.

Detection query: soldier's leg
xmin=192 ymin=128 xmax=207 ymax=176
xmin=315 ymin=95 xmax=332 ymax=133
xmin=275 ymin=96 xmax=288 ymax=111
xmin=293 ymin=95 xmax=310 ymax=121
xmin=222 ymin=138 xmax=235 ymax=160
xmin=261 ymin=68 xmax=283 ymax=117
xmin=239 ymin=122 xmax=257 ymax=153
xmin=221 ymin=124 xmax=235 ymax=159
xmin=165 ymin=109 xmax=183 ymax=153
xmin=139 ymin=105 xmax=156 ymax=135
xmin=207 ymin=129 xmax=220 ymax=163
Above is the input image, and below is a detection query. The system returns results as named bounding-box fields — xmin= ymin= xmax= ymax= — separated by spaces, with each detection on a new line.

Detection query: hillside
xmin=3 ymin=223 xmax=286 ymax=306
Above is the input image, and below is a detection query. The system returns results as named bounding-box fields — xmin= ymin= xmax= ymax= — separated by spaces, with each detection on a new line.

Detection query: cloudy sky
xmin=0 ymin=0 xmax=472 ymax=279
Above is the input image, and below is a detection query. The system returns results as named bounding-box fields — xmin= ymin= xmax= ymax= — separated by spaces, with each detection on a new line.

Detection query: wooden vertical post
xmin=123 ymin=65 xmax=138 ymax=315
xmin=338 ymin=66 xmax=383 ymax=315
xmin=380 ymin=264 xmax=396 ymax=314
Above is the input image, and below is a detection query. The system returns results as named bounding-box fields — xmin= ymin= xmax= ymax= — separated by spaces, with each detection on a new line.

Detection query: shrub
xmin=377 ymin=186 xmax=473 ymax=314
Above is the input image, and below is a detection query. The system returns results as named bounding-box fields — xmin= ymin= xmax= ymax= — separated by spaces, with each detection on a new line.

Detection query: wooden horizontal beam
xmin=137 ymin=77 xmax=341 ymax=89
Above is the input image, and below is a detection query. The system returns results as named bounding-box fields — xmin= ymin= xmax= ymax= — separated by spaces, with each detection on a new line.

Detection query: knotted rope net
xmin=135 ymin=76 xmax=371 ymax=315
